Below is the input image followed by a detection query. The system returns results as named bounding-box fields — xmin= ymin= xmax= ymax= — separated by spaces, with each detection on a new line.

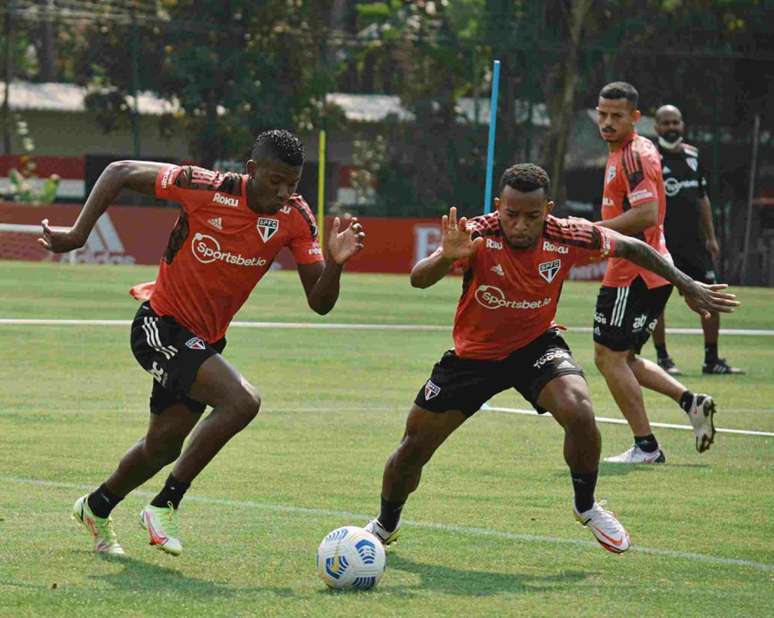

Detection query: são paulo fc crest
xmin=606 ymin=165 xmax=616 ymax=184
xmin=538 ymin=259 xmax=562 ymax=283
xmin=257 ymin=217 xmax=279 ymax=242
xmin=185 ymin=337 xmax=206 ymax=350
xmin=424 ymin=380 xmax=441 ymax=400
xmin=686 ymin=157 xmax=698 ymax=172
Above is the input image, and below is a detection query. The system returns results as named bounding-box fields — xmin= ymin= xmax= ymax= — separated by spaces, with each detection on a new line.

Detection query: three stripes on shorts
xmin=141 ymin=317 xmax=178 ymax=360
xmin=610 ymin=287 xmax=630 ymax=328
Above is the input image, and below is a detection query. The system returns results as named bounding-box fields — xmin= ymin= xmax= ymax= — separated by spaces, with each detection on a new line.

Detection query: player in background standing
xmin=651 ymin=104 xmax=743 ymax=376
xmin=364 ymin=163 xmax=737 ymax=553
xmin=593 ymin=82 xmax=727 ymax=464
xmin=39 ymin=129 xmax=365 ymax=556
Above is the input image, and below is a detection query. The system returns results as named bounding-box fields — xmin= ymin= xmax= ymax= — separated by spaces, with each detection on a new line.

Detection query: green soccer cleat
xmin=140 ymin=502 xmax=182 ymax=556
xmin=72 ymin=494 xmax=125 ymax=555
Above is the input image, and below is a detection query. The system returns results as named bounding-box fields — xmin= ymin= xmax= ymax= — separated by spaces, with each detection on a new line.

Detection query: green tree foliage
xmin=3 ymin=0 xmax=771 ymax=215
xmin=67 ymin=0 xmax=337 ymax=167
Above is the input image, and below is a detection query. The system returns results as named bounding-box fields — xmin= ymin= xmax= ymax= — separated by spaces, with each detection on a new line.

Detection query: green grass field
xmin=1 ymin=260 xmax=772 ymax=617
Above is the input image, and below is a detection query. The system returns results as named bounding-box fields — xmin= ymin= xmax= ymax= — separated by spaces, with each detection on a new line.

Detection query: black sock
xmin=150 ymin=474 xmax=191 ymax=509
xmin=87 ymin=484 xmax=124 ymax=519
xmin=571 ymin=470 xmax=598 ymax=513
xmin=634 ymin=434 xmax=659 ymax=453
xmin=378 ymin=496 xmax=405 ymax=532
xmin=679 ymin=390 xmax=694 ymax=413
xmin=705 ymin=343 xmax=718 ymax=364
xmin=655 ymin=344 xmax=668 ymax=360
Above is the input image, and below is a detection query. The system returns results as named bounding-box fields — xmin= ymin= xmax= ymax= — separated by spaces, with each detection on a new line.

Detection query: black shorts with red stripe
xmin=130 ymin=302 xmax=225 ymax=414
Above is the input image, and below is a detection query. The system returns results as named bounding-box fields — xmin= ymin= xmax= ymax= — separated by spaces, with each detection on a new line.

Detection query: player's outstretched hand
xmin=441 ymin=206 xmax=483 ymax=261
xmin=38 ymin=219 xmax=85 ymax=253
xmin=328 ymin=216 xmax=365 ymax=265
xmin=682 ymin=282 xmax=739 ymax=318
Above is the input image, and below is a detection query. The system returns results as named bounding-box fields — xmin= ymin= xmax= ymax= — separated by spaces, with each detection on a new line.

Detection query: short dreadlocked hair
xmin=499 ymin=163 xmax=550 ymax=197
xmin=251 ymin=129 xmax=304 ymax=166
xmin=599 ymin=81 xmax=639 ymax=109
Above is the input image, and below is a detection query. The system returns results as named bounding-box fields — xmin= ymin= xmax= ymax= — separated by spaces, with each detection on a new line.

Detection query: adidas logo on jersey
xmin=207 ymin=217 xmax=223 ymax=230
xmin=491 ymin=264 xmax=505 ymax=277
xmin=213 ymin=192 xmax=239 ymax=208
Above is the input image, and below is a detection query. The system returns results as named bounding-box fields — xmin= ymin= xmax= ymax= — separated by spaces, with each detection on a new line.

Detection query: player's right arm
xmin=38 ymin=160 xmax=165 ymax=253
xmin=609 ymin=230 xmax=739 ymax=318
xmin=410 ymin=206 xmax=483 ymax=288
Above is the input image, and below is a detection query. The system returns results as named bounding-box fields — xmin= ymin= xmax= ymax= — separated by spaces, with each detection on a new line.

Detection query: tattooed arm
xmin=609 ymin=231 xmax=739 ymax=318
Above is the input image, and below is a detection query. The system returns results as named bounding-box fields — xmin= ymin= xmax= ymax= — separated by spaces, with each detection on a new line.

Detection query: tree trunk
xmin=543 ymin=0 xmax=593 ymax=209
xmin=39 ymin=0 xmax=57 ymax=82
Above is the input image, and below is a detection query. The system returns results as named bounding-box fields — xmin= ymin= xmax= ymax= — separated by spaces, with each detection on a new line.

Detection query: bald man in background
xmin=651 ymin=105 xmax=743 ymax=375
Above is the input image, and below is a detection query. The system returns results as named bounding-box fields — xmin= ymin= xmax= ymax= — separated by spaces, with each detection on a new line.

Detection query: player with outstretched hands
xmin=364 ymin=163 xmax=738 ymax=553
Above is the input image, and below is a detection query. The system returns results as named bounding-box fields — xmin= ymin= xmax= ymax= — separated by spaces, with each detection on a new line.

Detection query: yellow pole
xmin=317 ymin=129 xmax=326 ymax=247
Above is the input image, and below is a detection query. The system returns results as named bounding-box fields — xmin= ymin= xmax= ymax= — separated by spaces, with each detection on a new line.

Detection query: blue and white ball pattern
xmin=316 ymin=526 xmax=386 ymax=590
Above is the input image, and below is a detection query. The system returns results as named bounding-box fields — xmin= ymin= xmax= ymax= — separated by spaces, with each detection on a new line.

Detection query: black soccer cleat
xmin=657 ymin=356 xmax=682 ymax=376
xmin=702 ymin=358 xmax=744 ymax=375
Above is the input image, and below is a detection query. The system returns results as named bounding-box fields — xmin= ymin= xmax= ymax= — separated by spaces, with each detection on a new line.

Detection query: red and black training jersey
xmin=130 ymin=165 xmax=323 ymax=343
xmin=601 ymin=132 xmax=670 ymax=289
xmin=451 ymin=212 xmax=615 ymax=360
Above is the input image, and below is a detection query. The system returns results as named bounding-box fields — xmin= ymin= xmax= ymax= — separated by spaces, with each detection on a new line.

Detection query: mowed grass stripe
xmin=3 ymin=476 xmax=772 ymax=574
xmin=1 ymin=317 xmax=772 ymax=336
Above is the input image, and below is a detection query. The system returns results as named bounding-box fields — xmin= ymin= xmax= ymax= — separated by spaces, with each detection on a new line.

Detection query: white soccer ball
xmin=316 ymin=526 xmax=386 ymax=590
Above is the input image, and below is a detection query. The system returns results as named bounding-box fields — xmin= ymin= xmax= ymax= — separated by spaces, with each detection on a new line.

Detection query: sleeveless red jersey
xmin=452 ymin=213 xmax=615 ymax=360
xmin=601 ymin=132 xmax=670 ymax=288
xmin=131 ymin=165 xmax=323 ymax=343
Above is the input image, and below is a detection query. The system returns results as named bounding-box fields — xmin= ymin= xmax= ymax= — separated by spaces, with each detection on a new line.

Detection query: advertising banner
xmin=0 ymin=203 xmax=605 ymax=279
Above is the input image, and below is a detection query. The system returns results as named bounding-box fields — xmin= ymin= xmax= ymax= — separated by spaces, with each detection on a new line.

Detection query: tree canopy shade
xmin=2 ymin=0 xmax=772 ymax=207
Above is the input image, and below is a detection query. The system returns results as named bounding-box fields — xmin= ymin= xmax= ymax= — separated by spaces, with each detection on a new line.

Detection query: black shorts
xmin=593 ymin=276 xmax=673 ymax=353
xmin=671 ymin=250 xmax=717 ymax=284
xmin=130 ymin=302 xmax=226 ymax=415
xmin=414 ymin=329 xmax=585 ymax=417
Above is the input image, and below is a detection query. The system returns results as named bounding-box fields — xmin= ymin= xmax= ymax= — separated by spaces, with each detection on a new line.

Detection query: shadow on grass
xmin=385 ymin=554 xmax=590 ymax=596
xmin=598 ymin=462 xmax=709 ymax=477
xmin=90 ymin=554 xmax=296 ymax=598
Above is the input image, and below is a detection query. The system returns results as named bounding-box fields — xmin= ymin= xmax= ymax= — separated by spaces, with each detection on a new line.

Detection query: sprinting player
xmin=39 ymin=129 xmax=365 ymax=556
xmin=651 ymin=104 xmax=743 ymax=376
xmin=364 ymin=163 xmax=737 ymax=553
xmin=593 ymin=82 xmax=725 ymax=464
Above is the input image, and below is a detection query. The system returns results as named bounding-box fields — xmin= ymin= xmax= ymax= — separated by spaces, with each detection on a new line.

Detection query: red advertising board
xmin=0 ymin=202 xmax=605 ymax=279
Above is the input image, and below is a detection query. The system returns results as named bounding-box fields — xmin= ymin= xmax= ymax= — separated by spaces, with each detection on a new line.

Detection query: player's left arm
xmin=597 ymin=200 xmax=658 ymax=236
xmin=609 ymin=230 xmax=739 ymax=317
xmin=297 ymin=216 xmax=365 ymax=315
xmin=597 ymin=145 xmax=660 ymax=235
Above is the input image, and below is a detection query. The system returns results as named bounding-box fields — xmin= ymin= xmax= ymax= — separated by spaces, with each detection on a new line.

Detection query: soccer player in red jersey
xmin=39 ymin=130 xmax=365 ymax=556
xmin=364 ymin=164 xmax=737 ymax=553
xmin=593 ymin=82 xmax=730 ymax=464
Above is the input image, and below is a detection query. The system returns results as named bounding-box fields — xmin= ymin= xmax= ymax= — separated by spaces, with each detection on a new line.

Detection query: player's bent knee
xmin=230 ymin=384 xmax=261 ymax=428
